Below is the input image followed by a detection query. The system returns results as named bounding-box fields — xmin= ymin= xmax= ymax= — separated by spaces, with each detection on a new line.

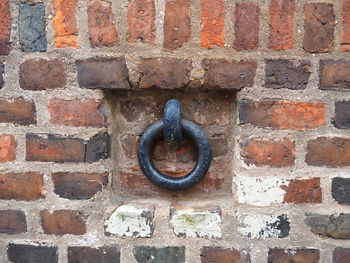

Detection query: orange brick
xmin=0 ymin=134 xmax=16 ymax=163
xmin=0 ymin=0 xmax=11 ymax=55
xmin=41 ymin=210 xmax=86 ymax=235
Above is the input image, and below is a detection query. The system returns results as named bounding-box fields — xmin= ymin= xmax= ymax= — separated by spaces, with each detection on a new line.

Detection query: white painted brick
xmin=169 ymin=207 xmax=222 ymax=239
xmin=104 ymin=204 xmax=154 ymax=238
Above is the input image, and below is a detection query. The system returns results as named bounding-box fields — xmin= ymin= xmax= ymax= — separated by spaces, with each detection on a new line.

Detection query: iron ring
xmin=163 ymin=99 xmax=182 ymax=145
xmin=137 ymin=119 xmax=212 ymax=190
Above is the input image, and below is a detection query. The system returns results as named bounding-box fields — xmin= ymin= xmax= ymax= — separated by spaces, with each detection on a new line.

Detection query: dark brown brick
xmin=139 ymin=58 xmax=190 ymax=89
xmin=283 ymin=178 xmax=322 ymax=204
xmin=53 ymin=172 xmax=108 ymax=200
xmin=202 ymin=59 xmax=257 ymax=90
xmin=19 ymin=59 xmax=67 ymax=90
xmin=0 ymin=172 xmax=44 ymax=201
xmin=68 ymin=246 xmax=120 ymax=263
xmin=76 ymin=57 xmax=130 ymax=89
xmin=164 ymin=0 xmax=190 ymax=50
xmin=333 ymin=101 xmax=350 ymax=129
xmin=8 ymin=243 xmax=58 ymax=263
xmin=0 ymin=98 xmax=36 ymax=125
xmin=0 ymin=0 xmax=11 ymax=55
xmin=26 ymin=134 xmax=85 ymax=163
xmin=306 ymin=137 xmax=350 ymax=167
xmin=239 ymin=100 xmax=326 ymax=130
xmin=333 ymin=248 xmax=350 ymax=263
xmin=241 ymin=138 xmax=295 ymax=168
xmin=341 ymin=1 xmax=350 ymax=51
xmin=0 ymin=210 xmax=27 ymax=234
xmin=303 ymin=3 xmax=335 ymax=53
xmin=265 ymin=59 xmax=311 ymax=90
xmin=134 ymin=246 xmax=185 ymax=263
xmin=320 ymin=60 xmax=350 ymax=90
xmin=268 ymin=248 xmax=319 ymax=263
xmin=200 ymin=247 xmax=251 ymax=263
xmin=41 ymin=210 xmax=86 ymax=236
xmin=234 ymin=3 xmax=260 ymax=51
xmin=0 ymin=63 xmax=4 ymax=88
xmin=332 ymin=177 xmax=350 ymax=205
xmin=85 ymin=132 xmax=110 ymax=162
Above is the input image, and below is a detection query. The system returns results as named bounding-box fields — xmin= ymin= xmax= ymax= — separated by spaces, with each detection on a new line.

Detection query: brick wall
xmin=1 ymin=0 xmax=350 ymax=262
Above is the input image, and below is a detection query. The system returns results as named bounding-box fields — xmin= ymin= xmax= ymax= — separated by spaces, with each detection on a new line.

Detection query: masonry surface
xmin=1 ymin=0 xmax=350 ymax=262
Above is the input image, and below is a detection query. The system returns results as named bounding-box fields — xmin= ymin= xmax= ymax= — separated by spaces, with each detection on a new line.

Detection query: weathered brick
xmin=0 ymin=0 xmax=11 ymax=55
xmin=333 ymin=101 xmax=350 ymax=129
xmin=105 ymin=204 xmax=154 ymax=238
xmin=202 ymin=59 xmax=257 ymax=90
xmin=0 ymin=63 xmax=4 ymax=88
xmin=332 ymin=177 xmax=350 ymax=205
xmin=305 ymin=213 xmax=350 ymax=239
xmin=238 ymin=214 xmax=290 ymax=239
xmin=120 ymin=98 xmax=158 ymax=122
xmin=0 ymin=172 xmax=44 ymax=201
xmin=268 ymin=248 xmax=319 ymax=263
xmin=0 ymin=210 xmax=26 ymax=234
xmin=76 ymin=58 xmax=130 ymax=89
xmin=18 ymin=4 xmax=47 ymax=52
xmin=170 ymin=206 xmax=221 ymax=238
xmin=234 ymin=3 xmax=259 ymax=51
xmin=8 ymin=243 xmax=58 ymax=263
xmin=49 ymin=99 xmax=106 ymax=127
xmin=164 ymin=0 xmax=190 ymax=50
xmin=19 ymin=59 xmax=67 ymax=90
xmin=139 ymin=58 xmax=190 ymax=89
xmin=341 ymin=1 xmax=350 ymax=51
xmin=0 ymin=134 xmax=16 ymax=163
xmin=303 ymin=3 xmax=335 ymax=53
xmin=200 ymin=247 xmax=251 ymax=263
xmin=200 ymin=0 xmax=224 ymax=48
xmin=68 ymin=246 xmax=120 ymax=263
xmin=235 ymin=176 xmax=322 ymax=206
xmin=239 ymin=100 xmax=326 ymax=130
xmin=0 ymin=98 xmax=36 ymax=125
xmin=85 ymin=132 xmax=110 ymax=162
xmin=333 ymin=248 xmax=350 ymax=263
xmin=41 ymin=210 xmax=86 ymax=235
xmin=319 ymin=60 xmax=350 ymax=91
xmin=120 ymin=134 xmax=139 ymax=159
xmin=127 ymin=0 xmax=155 ymax=43
xmin=54 ymin=0 xmax=78 ymax=48
xmin=88 ymin=1 xmax=118 ymax=47
xmin=26 ymin=134 xmax=85 ymax=163
xmin=134 ymin=246 xmax=185 ymax=263
xmin=268 ymin=0 xmax=295 ymax=50
xmin=306 ymin=137 xmax=350 ymax=167
xmin=265 ymin=59 xmax=311 ymax=90
xmin=241 ymin=138 xmax=295 ymax=168
xmin=53 ymin=172 xmax=108 ymax=200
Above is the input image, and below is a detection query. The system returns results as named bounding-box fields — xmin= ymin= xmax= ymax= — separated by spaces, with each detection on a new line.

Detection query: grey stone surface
xmin=134 ymin=246 xmax=185 ymax=263
xmin=18 ymin=4 xmax=47 ymax=52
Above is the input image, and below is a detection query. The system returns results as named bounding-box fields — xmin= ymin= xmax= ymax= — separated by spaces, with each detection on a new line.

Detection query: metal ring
xmin=137 ymin=120 xmax=212 ymax=190
xmin=163 ymin=99 xmax=182 ymax=145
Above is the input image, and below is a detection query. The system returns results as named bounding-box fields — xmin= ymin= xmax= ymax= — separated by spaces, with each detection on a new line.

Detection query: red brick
xmin=0 ymin=0 xmax=11 ymax=55
xmin=333 ymin=248 xmax=350 ymax=263
xmin=54 ymin=0 xmax=78 ymax=48
xmin=0 ymin=134 xmax=16 ymax=163
xmin=234 ymin=3 xmax=260 ymax=51
xmin=241 ymin=138 xmax=295 ymax=168
xmin=88 ymin=1 xmax=118 ymax=47
xmin=200 ymin=247 xmax=251 ymax=263
xmin=0 ymin=98 xmax=36 ymax=125
xmin=341 ymin=1 xmax=350 ymax=51
xmin=0 ymin=210 xmax=27 ymax=234
xmin=319 ymin=60 xmax=350 ymax=91
xmin=282 ymin=178 xmax=322 ymax=204
xmin=303 ymin=3 xmax=335 ymax=53
xmin=49 ymin=99 xmax=106 ymax=127
xmin=306 ymin=137 xmax=350 ymax=167
xmin=268 ymin=0 xmax=295 ymax=50
xmin=53 ymin=172 xmax=108 ymax=200
xmin=239 ymin=100 xmax=326 ymax=130
xmin=200 ymin=0 xmax=224 ymax=48
xmin=19 ymin=59 xmax=67 ymax=90
xmin=26 ymin=134 xmax=85 ymax=162
xmin=164 ymin=0 xmax=191 ymax=50
xmin=268 ymin=248 xmax=319 ymax=263
xmin=41 ymin=210 xmax=86 ymax=235
xmin=0 ymin=172 xmax=44 ymax=201
xmin=127 ymin=0 xmax=155 ymax=43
